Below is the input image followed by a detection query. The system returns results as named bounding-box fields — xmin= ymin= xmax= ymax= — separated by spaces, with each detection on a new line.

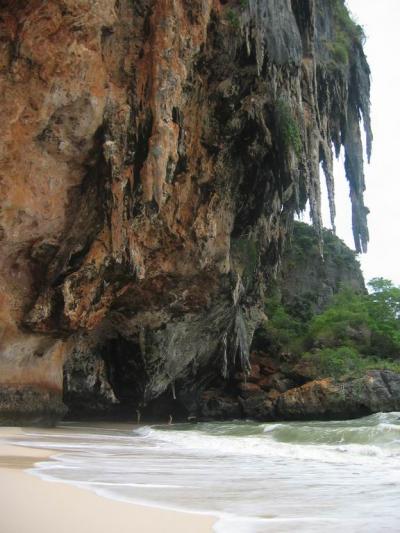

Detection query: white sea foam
xmin=7 ymin=413 xmax=400 ymax=533
xmin=135 ymin=422 xmax=400 ymax=468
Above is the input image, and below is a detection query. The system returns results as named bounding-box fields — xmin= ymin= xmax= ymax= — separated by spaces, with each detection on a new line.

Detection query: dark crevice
xmin=102 ymin=337 xmax=147 ymax=409
xmin=132 ymin=108 xmax=153 ymax=195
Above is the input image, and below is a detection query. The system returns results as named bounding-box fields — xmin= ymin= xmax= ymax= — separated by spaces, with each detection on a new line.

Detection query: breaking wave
xmin=7 ymin=412 xmax=400 ymax=532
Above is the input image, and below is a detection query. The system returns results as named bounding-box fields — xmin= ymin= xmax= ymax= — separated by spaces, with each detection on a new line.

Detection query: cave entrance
xmin=103 ymin=337 xmax=194 ymax=421
xmin=62 ymin=335 xmax=148 ymax=420
xmin=101 ymin=337 xmax=146 ymax=416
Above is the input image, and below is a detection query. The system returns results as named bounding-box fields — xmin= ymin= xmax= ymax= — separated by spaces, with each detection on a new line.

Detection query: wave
xmin=9 ymin=413 xmax=400 ymax=533
xmin=134 ymin=414 xmax=400 ymax=466
xmin=263 ymin=414 xmax=400 ymax=447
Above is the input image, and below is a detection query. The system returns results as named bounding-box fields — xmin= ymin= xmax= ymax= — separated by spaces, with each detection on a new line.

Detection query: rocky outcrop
xmin=199 ymin=352 xmax=400 ymax=421
xmin=0 ymin=385 xmax=66 ymax=427
xmin=0 ymin=1 xmax=372 ymax=424
xmin=273 ymin=371 xmax=400 ymax=420
xmin=279 ymin=221 xmax=365 ymax=318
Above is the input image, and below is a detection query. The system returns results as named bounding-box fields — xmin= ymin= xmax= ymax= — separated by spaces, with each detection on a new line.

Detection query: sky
xmin=313 ymin=1 xmax=400 ymax=286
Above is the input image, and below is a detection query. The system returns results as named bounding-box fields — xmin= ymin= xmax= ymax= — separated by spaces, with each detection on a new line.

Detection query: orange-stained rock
xmin=237 ymin=382 xmax=263 ymax=399
xmin=265 ymin=389 xmax=280 ymax=401
xmin=235 ymin=364 xmax=261 ymax=383
xmin=258 ymin=376 xmax=273 ymax=391
xmin=251 ymin=352 xmax=280 ymax=375
xmin=0 ymin=0 xmax=372 ymax=424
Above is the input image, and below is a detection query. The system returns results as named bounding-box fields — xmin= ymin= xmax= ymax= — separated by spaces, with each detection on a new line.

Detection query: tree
xmin=366 ymin=278 xmax=400 ymax=358
xmin=368 ymin=277 xmax=400 ymax=319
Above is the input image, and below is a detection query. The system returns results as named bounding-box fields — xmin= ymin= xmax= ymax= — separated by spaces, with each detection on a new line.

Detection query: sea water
xmin=9 ymin=412 xmax=400 ymax=532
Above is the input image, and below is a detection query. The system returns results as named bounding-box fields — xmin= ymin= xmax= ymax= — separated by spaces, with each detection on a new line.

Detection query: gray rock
xmin=0 ymin=385 xmax=67 ymax=427
xmin=273 ymin=371 xmax=400 ymax=420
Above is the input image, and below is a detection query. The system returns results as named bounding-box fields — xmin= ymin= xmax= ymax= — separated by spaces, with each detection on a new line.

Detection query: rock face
xmin=279 ymin=221 xmax=365 ymax=318
xmin=198 ymin=352 xmax=400 ymax=422
xmin=273 ymin=371 xmax=400 ymax=420
xmin=0 ymin=0 xmax=372 ymax=424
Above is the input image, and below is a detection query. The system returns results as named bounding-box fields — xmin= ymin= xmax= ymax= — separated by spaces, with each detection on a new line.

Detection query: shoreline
xmin=0 ymin=427 xmax=216 ymax=533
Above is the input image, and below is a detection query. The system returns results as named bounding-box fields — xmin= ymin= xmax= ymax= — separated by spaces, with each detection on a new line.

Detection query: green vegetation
xmin=364 ymin=278 xmax=400 ymax=357
xmin=231 ymin=237 xmax=259 ymax=284
xmin=252 ymin=293 xmax=304 ymax=355
xmin=326 ymin=0 xmax=366 ymax=65
xmin=255 ymin=278 xmax=400 ymax=379
xmin=328 ymin=41 xmax=349 ymax=65
xmin=307 ymin=280 xmax=400 ymax=360
xmin=275 ymin=99 xmax=302 ymax=157
xmin=280 ymin=222 xmax=363 ymax=323
xmin=302 ymin=347 xmax=400 ymax=380
xmin=303 ymin=347 xmax=366 ymax=379
xmin=225 ymin=0 xmax=248 ymax=28
xmin=288 ymin=221 xmax=358 ymax=266
xmin=306 ymin=288 xmax=371 ymax=352
xmin=323 ymin=227 xmax=359 ymax=268
xmin=225 ymin=9 xmax=240 ymax=29
xmin=331 ymin=0 xmax=365 ymax=42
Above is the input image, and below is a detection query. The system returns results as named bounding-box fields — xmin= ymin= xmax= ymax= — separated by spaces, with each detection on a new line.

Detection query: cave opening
xmin=101 ymin=337 xmax=147 ymax=417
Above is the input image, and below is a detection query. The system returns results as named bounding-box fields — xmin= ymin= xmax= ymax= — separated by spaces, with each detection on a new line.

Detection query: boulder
xmin=275 ymin=370 xmax=400 ymax=420
xmin=199 ymin=390 xmax=241 ymax=420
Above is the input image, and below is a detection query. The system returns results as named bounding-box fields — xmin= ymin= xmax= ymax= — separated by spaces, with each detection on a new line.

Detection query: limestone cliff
xmin=279 ymin=221 xmax=365 ymax=319
xmin=0 ymin=0 xmax=371 ymax=424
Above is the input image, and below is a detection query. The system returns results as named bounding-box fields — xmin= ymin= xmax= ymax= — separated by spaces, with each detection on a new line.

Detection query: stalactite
xmin=171 ymin=381 xmax=176 ymax=400
xmin=321 ymin=139 xmax=336 ymax=233
xmin=245 ymin=0 xmax=303 ymax=70
xmin=220 ymin=332 xmax=228 ymax=379
xmin=242 ymin=0 xmax=371 ymax=252
xmin=232 ymin=310 xmax=251 ymax=374
xmin=344 ymin=106 xmax=369 ymax=253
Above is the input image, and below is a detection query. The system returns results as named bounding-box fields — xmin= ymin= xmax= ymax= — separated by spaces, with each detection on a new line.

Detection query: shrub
xmin=331 ymin=0 xmax=365 ymax=43
xmin=275 ymin=99 xmax=302 ymax=157
xmin=253 ymin=296 xmax=305 ymax=356
xmin=304 ymin=280 xmax=400 ymax=361
xmin=226 ymin=9 xmax=240 ymax=29
xmin=306 ymin=288 xmax=371 ymax=351
xmin=367 ymin=278 xmax=400 ymax=358
xmin=328 ymin=40 xmax=349 ymax=64
xmin=302 ymin=346 xmax=363 ymax=378
xmin=301 ymin=347 xmax=400 ymax=379
xmin=324 ymin=0 xmax=366 ymax=66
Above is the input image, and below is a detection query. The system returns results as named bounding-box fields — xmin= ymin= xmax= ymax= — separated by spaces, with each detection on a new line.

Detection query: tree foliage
xmin=306 ymin=278 xmax=400 ymax=360
xmin=255 ymin=277 xmax=400 ymax=378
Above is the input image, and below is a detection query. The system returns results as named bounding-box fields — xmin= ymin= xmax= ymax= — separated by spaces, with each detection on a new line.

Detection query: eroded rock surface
xmin=279 ymin=221 xmax=365 ymax=318
xmin=0 ymin=0 xmax=372 ymax=424
xmin=199 ymin=353 xmax=400 ymax=422
xmin=273 ymin=371 xmax=400 ymax=420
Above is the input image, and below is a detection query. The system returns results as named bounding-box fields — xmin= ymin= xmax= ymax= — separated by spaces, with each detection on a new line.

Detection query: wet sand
xmin=0 ymin=427 xmax=215 ymax=533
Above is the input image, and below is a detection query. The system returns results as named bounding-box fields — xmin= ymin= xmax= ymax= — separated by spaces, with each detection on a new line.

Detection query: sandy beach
xmin=0 ymin=427 xmax=215 ymax=533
